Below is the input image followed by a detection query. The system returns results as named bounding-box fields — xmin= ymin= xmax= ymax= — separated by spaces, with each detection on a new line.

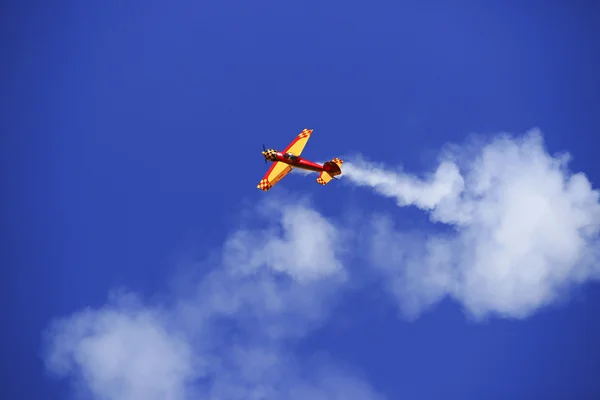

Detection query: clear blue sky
xmin=3 ymin=1 xmax=600 ymax=399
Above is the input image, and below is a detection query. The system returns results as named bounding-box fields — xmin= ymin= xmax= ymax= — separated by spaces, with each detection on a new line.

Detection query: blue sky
xmin=3 ymin=1 xmax=600 ymax=399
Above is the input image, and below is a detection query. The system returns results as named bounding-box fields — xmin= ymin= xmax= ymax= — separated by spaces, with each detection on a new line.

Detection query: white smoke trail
xmin=342 ymin=159 xmax=464 ymax=211
xmin=343 ymin=129 xmax=600 ymax=319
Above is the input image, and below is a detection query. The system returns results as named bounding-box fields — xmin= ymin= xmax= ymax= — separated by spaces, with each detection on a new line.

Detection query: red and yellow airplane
xmin=257 ymin=129 xmax=343 ymax=191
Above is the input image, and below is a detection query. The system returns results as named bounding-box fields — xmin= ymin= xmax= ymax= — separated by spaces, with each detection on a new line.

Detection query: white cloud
xmin=44 ymin=296 xmax=201 ymax=400
xmin=43 ymin=128 xmax=600 ymax=399
xmin=345 ymin=129 xmax=600 ymax=319
xmin=223 ymin=202 xmax=345 ymax=283
xmin=43 ymin=199 xmax=383 ymax=400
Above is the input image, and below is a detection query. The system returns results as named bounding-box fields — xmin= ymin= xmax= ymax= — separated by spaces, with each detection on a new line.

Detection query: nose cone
xmin=262 ymin=151 xmax=267 ymax=157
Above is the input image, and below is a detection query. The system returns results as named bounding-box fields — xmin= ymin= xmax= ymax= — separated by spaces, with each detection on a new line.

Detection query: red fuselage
xmin=262 ymin=149 xmax=335 ymax=173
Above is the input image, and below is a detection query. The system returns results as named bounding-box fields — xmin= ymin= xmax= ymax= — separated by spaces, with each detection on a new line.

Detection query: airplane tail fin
xmin=317 ymin=158 xmax=343 ymax=186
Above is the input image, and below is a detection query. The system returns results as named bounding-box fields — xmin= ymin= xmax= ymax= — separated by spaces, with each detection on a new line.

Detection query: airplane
xmin=257 ymin=128 xmax=343 ymax=191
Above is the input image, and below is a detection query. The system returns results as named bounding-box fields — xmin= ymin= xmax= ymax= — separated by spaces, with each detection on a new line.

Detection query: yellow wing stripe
xmin=257 ymin=161 xmax=293 ymax=191
xmin=284 ymin=128 xmax=312 ymax=156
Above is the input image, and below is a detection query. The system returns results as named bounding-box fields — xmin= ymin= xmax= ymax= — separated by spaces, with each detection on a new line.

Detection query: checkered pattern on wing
xmin=257 ymin=178 xmax=272 ymax=191
xmin=298 ymin=129 xmax=312 ymax=138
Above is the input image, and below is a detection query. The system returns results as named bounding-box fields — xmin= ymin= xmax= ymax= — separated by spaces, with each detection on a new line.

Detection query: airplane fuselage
xmin=262 ymin=149 xmax=331 ymax=173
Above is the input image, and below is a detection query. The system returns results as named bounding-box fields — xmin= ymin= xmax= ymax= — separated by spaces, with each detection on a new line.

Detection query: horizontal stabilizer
xmin=316 ymin=171 xmax=335 ymax=185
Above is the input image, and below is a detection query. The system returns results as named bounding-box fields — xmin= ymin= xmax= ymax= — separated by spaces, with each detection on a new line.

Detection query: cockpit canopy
xmin=283 ymin=152 xmax=299 ymax=161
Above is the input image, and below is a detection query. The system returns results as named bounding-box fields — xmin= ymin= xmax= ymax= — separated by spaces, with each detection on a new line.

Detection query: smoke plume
xmin=343 ymin=129 xmax=600 ymax=319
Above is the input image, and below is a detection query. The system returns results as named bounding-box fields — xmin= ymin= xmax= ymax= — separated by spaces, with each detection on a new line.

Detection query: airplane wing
xmin=283 ymin=128 xmax=312 ymax=156
xmin=257 ymin=161 xmax=293 ymax=191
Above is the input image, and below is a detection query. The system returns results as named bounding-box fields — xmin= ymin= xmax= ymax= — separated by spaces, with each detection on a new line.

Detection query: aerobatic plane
xmin=257 ymin=129 xmax=343 ymax=191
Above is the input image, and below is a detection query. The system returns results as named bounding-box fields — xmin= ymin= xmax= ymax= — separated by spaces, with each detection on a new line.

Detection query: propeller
xmin=262 ymin=144 xmax=267 ymax=163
